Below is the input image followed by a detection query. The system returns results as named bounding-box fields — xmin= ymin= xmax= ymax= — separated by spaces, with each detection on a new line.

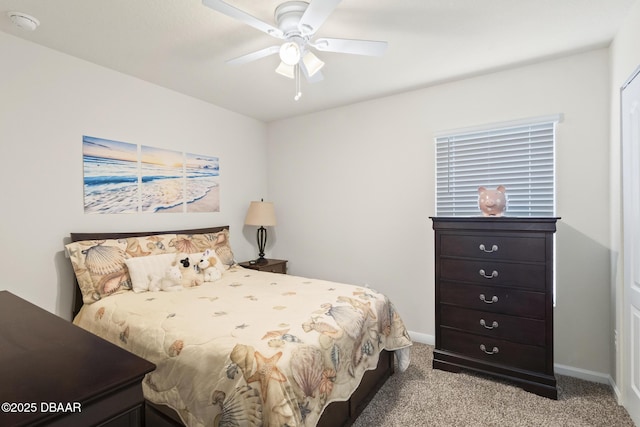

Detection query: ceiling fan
xmin=202 ymin=0 xmax=388 ymax=89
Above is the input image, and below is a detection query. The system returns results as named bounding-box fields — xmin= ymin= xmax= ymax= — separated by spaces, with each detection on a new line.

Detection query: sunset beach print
xmin=140 ymin=146 xmax=185 ymax=213
xmin=82 ymin=135 xmax=220 ymax=214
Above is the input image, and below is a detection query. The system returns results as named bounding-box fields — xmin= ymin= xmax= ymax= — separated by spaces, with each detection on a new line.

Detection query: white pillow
xmin=125 ymin=253 xmax=177 ymax=292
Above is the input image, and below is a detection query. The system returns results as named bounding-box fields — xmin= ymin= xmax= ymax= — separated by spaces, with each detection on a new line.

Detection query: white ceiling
xmin=0 ymin=0 xmax=635 ymax=122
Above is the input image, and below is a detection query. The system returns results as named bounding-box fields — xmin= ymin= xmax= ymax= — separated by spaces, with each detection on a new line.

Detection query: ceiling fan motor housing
xmin=275 ymin=1 xmax=309 ymax=37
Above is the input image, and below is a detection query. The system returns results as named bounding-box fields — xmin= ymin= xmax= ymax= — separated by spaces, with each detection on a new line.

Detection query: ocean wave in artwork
xmin=84 ymin=175 xmax=138 ymax=186
xmin=83 ymin=155 xmax=140 ymax=214
xmin=141 ymin=176 xmax=219 ymax=213
xmin=84 ymin=183 xmax=140 ymax=214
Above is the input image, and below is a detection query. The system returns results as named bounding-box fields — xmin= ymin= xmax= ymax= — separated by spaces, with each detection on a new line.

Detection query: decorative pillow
xmin=66 ymin=233 xmax=177 ymax=304
xmin=169 ymin=229 xmax=237 ymax=270
xmin=125 ymin=253 xmax=177 ymax=293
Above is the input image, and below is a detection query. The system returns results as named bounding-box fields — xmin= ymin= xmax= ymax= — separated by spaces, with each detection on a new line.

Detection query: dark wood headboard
xmin=69 ymin=226 xmax=229 ymax=319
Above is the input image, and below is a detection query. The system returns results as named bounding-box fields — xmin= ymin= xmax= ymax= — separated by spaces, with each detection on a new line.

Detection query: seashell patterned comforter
xmin=73 ymin=266 xmax=412 ymax=427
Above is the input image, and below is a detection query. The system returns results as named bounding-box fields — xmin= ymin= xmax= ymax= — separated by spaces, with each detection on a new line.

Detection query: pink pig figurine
xmin=478 ymin=185 xmax=507 ymax=217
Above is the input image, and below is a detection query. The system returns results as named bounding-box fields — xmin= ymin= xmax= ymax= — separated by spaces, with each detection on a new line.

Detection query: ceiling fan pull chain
xmin=294 ymin=64 xmax=302 ymax=101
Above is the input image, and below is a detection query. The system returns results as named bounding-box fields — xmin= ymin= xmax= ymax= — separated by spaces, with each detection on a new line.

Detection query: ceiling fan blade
xmin=298 ymin=0 xmax=342 ymax=35
xmin=227 ymin=45 xmax=280 ymax=65
xmin=312 ymin=38 xmax=388 ymax=56
xmin=202 ymin=0 xmax=283 ymax=38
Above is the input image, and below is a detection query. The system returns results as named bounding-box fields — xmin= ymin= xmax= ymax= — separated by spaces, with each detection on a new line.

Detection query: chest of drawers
xmin=431 ymin=217 xmax=559 ymax=399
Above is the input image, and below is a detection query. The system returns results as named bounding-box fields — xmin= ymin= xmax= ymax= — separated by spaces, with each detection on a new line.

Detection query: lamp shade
xmin=244 ymin=201 xmax=277 ymax=226
xmin=302 ymin=51 xmax=324 ymax=77
xmin=275 ymin=61 xmax=295 ymax=79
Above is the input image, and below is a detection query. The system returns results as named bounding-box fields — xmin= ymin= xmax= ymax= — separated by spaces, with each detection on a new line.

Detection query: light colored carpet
xmin=352 ymin=343 xmax=634 ymax=427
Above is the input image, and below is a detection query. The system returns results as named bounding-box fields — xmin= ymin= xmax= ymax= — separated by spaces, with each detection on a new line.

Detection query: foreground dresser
xmin=0 ymin=291 xmax=155 ymax=426
xmin=430 ymin=217 xmax=559 ymax=399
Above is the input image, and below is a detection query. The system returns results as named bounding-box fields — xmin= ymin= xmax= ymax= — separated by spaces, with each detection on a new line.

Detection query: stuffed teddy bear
xmin=197 ymin=249 xmax=223 ymax=282
xmin=478 ymin=185 xmax=507 ymax=217
xmin=174 ymin=253 xmax=204 ymax=288
xmin=147 ymin=265 xmax=183 ymax=292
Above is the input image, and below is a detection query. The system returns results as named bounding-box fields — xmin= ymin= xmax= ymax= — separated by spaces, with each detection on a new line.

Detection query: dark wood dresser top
xmin=0 ymin=290 xmax=155 ymax=426
xmin=429 ymin=216 xmax=560 ymax=231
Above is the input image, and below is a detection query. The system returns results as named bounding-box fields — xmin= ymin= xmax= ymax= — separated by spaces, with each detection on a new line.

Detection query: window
xmin=435 ymin=115 xmax=560 ymax=217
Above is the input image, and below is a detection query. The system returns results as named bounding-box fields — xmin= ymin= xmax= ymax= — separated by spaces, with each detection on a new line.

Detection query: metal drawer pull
xmin=480 ymin=319 xmax=499 ymax=329
xmin=479 ymin=294 xmax=498 ymax=304
xmin=479 ymin=269 xmax=498 ymax=279
xmin=480 ymin=344 xmax=499 ymax=355
xmin=479 ymin=244 xmax=498 ymax=253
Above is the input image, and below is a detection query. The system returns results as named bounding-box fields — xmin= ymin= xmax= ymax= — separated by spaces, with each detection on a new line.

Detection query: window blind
xmin=435 ymin=118 xmax=557 ymax=217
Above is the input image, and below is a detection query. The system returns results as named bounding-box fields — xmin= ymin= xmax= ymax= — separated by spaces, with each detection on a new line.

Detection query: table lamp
xmin=244 ymin=200 xmax=277 ymax=264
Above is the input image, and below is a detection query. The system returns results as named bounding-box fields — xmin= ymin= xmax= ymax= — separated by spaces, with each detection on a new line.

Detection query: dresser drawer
xmin=441 ymin=258 xmax=546 ymax=290
xmin=440 ymin=329 xmax=546 ymax=372
xmin=440 ymin=305 xmax=546 ymax=346
xmin=440 ymin=282 xmax=545 ymax=319
xmin=440 ymin=234 xmax=546 ymax=262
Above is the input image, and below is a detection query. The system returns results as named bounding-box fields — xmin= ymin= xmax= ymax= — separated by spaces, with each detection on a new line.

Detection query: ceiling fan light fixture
xmin=302 ymin=51 xmax=324 ymax=77
xmin=275 ymin=61 xmax=295 ymax=79
xmin=279 ymin=41 xmax=301 ymax=66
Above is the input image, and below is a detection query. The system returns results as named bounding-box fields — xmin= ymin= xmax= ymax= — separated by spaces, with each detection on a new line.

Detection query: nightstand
xmin=239 ymin=258 xmax=288 ymax=274
xmin=0 ymin=291 xmax=155 ymax=427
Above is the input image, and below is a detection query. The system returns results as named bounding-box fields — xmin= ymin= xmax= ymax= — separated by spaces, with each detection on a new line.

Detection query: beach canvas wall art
xmin=185 ymin=153 xmax=220 ymax=213
xmin=140 ymin=145 xmax=185 ymax=213
xmin=82 ymin=135 xmax=220 ymax=214
xmin=83 ymin=136 xmax=139 ymax=214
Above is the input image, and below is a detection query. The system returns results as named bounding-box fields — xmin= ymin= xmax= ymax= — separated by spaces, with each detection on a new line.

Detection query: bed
xmin=67 ymin=226 xmax=412 ymax=427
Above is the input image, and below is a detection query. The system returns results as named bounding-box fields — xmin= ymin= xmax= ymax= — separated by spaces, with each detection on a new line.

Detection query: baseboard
xmin=408 ymin=331 xmax=615 ymax=388
xmin=408 ymin=330 xmax=434 ymax=346
xmin=610 ymin=379 xmax=623 ymax=404
xmin=553 ymin=363 xmax=612 ymax=385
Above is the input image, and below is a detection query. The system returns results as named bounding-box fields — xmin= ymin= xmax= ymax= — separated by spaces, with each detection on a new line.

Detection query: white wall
xmin=0 ymin=28 xmax=617 ymax=377
xmin=609 ymin=0 xmax=640 ymax=393
xmin=267 ymin=49 xmax=612 ymax=374
xmin=0 ymin=32 xmax=268 ymax=320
